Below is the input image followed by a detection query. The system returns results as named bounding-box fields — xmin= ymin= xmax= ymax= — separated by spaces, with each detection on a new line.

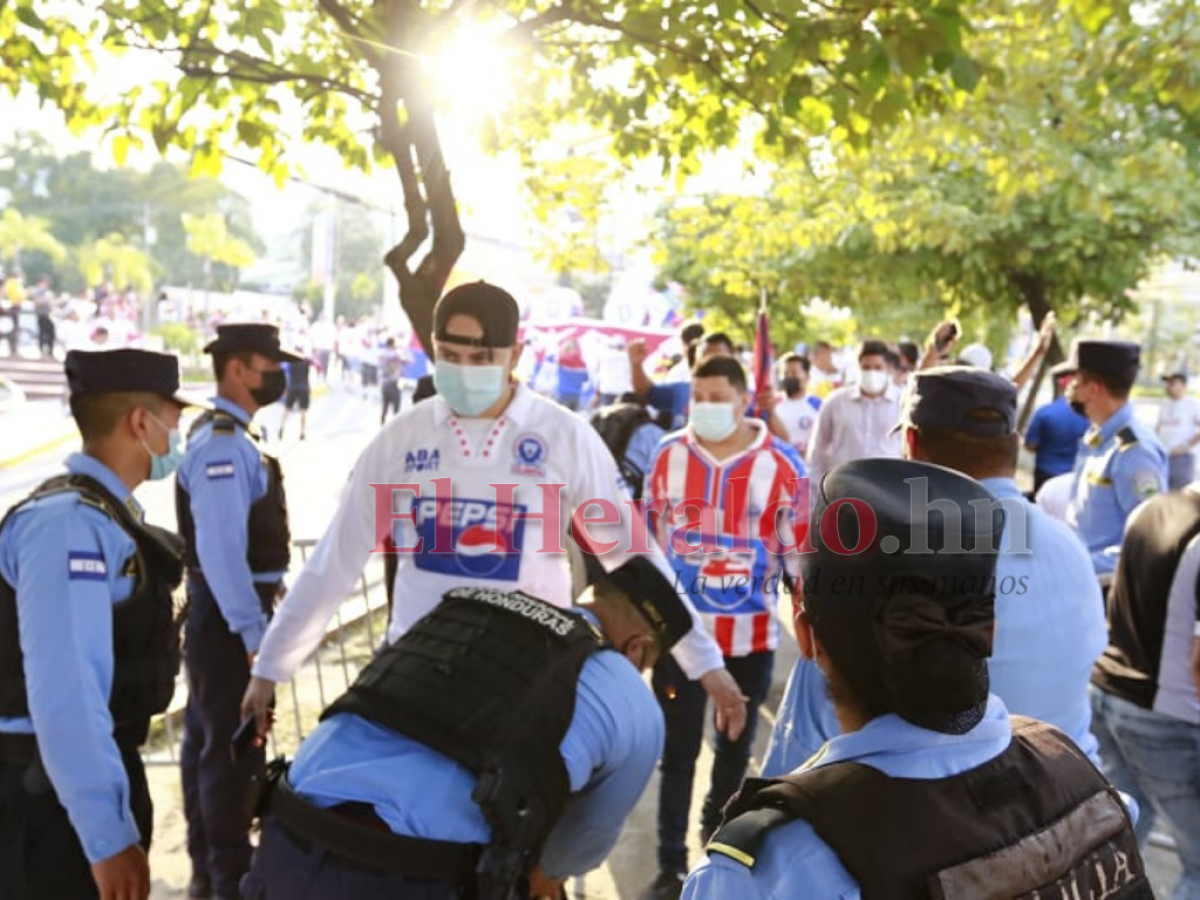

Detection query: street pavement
xmin=0 ymin=386 xmax=1185 ymax=898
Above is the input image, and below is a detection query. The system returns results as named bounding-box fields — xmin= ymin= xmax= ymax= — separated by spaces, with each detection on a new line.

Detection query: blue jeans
xmin=1090 ymin=686 xmax=1200 ymax=900
xmin=653 ymin=650 xmax=775 ymax=874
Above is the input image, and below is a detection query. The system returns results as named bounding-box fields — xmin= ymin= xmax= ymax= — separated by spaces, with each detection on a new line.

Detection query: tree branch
xmin=316 ymin=0 xmax=382 ymax=68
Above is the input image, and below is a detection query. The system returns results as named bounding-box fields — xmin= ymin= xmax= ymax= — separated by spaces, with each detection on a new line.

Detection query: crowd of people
xmin=0 ymin=279 xmax=1197 ymax=900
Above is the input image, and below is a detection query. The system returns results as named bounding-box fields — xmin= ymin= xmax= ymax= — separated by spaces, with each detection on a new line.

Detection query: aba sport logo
xmin=404 ymin=448 xmax=440 ymax=474
xmin=410 ymin=497 xmax=528 ymax=580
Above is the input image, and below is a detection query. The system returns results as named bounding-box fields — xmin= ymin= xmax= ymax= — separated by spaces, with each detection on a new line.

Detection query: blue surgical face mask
xmin=142 ymin=411 xmax=183 ymax=480
xmin=434 ymin=360 xmax=507 ymax=417
xmin=690 ymin=401 xmax=739 ymax=442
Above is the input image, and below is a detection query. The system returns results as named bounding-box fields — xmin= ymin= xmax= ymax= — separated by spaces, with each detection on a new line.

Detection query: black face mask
xmin=250 ymin=369 xmax=287 ymax=407
xmin=781 ymin=377 xmax=802 ymax=397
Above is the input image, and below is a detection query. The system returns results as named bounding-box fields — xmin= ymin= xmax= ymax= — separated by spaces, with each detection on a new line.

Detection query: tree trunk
xmin=1009 ymin=270 xmax=1060 ymax=433
xmin=377 ymin=0 xmax=465 ymax=357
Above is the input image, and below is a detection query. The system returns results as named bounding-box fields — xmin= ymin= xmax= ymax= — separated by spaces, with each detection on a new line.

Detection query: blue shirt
xmin=625 ymin=421 xmax=667 ymax=483
xmin=1067 ymin=403 xmax=1168 ymax=575
xmin=1025 ymin=397 xmax=1087 ymax=477
xmin=762 ymin=477 xmax=1107 ymax=776
xmin=288 ymin=644 xmax=664 ymax=878
xmin=686 ymin=697 xmax=1016 ymax=899
xmin=176 ymin=396 xmax=286 ymax=652
xmin=648 ymin=382 xmax=690 ymax=429
xmin=0 ymin=453 xmax=144 ymax=863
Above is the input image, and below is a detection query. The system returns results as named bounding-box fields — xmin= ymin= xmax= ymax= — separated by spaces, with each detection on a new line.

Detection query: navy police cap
xmin=1068 ymin=339 xmax=1140 ymax=384
xmin=203 ymin=323 xmax=303 ymax=362
xmin=894 ymin=366 xmax=1016 ymax=439
xmin=65 ymin=348 xmax=204 ymax=407
xmin=582 ymin=553 xmax=693 ymax=650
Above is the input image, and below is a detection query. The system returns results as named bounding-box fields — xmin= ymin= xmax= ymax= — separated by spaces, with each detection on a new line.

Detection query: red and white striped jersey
xmin=647 ymin=422 xmax=807 ymax=657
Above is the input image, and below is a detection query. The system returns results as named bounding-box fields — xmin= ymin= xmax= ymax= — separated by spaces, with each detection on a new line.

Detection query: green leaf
xmin=950 ymin=56 xmax=980 ymax=92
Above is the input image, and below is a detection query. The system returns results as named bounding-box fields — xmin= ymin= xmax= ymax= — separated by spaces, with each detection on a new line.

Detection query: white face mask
xmin=690 ymin=402 xmax=739 ymax=442
xmin=860 ymin=369 xmax=889 ymax=396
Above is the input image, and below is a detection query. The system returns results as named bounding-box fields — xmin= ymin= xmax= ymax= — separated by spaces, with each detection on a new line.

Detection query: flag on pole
xmin=753 ymin=287 xmax=772 ymax=421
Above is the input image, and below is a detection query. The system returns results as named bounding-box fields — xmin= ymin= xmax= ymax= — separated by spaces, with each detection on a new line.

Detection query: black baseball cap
xmin=434 ymin=282 xmax=520 ymax=349
xmin=203 ymin=323 xmax=303 ymax=362
xmin=66 ymin=349 xmax=206 ymax=408
xmin=894 ymin=366 xmax=1016 ymax=438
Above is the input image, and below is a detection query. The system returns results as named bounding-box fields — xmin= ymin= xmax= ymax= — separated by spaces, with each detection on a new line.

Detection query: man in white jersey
xmin=242 ymin=282 xmax=746 ymax=738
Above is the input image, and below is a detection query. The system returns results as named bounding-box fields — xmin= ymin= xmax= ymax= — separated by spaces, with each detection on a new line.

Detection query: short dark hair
xmin=897 ymin=341 xmax=920 ymax=368
xmin=814 ymin=341 xmax=833 ymax=353
xmin=860 ymin=339 xmax=890 ymax=360
xmin=1078 ymin=368 xmax=1133 ymax=401
xmin=702 ymin=331 xmax=735 ymax=354
xmin=781 ymin=352 xmax=810 ymax=374
xmin=692 ymin=354 xmax=747 ymax=392
xmin=70 ymin=392 xmax=164 ymax=443
xmin=212 ymin=350 xmax=255 ymax=382
xmin=914 ymin=412 xmax=1020 ymax=478
xmin=681 ymin=323 xmax=705 ymax=344
xmin=884 ymin=351 xmax=901 ymax=370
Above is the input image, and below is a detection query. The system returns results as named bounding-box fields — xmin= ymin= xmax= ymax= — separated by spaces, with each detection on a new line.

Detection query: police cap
xmin=802 ymin=458 xmax=1004 ymax=734
xmin=434 ymin=281 xmax=520 ymax=350
xmin=1068 ymin=339 xmax=1140 ymax=387
xmin=894 ymin=366 xmax=1016 ymax=439
xmin=583 ymin=554 xmax=692 ymax=650
xmin=203 ymin=323 xmax=303 ymax=362
xmin=65 ymin=348 xmax=204 ymax=407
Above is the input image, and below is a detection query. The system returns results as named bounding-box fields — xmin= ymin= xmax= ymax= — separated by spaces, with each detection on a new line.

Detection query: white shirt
xmin=665 ymin=358 xmax=692 ymax=384
xmin=774 ymin=395 xmax=820 ymax=455
xmin=253 ymin=384 xmax=723 ymax=684
xmin=805 ymin=383 xmax=901 ymax=485
xmin=595 ymin=349 xmax=633 ymax=396
xmin=310 ymin=319 xmax=336 ymax=352
xmin=1157 ymin=395 xmax=1200 ymax=452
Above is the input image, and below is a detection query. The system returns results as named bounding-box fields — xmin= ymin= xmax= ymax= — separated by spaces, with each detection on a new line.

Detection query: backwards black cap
xmin=434 ymin=281 xmax=520 ymax=349
xmin=66 ymin=349 xmax=205 ymax=408
xmin=803 ymin=458 xmax=1004 ymax=734
xmin=582 ymin=554 xmax=693 ymax=650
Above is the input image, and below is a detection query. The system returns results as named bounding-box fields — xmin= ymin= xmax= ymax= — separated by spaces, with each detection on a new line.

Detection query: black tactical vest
xmin=0 ymin=474 xmax=186 ymax=746
xmin=176 ymin=409 xmax=290 ymax=573
xmin=711 ymin=717 xmax=1152 ymax=899
xmin=322 ymin=587 xmax=605 ymax=897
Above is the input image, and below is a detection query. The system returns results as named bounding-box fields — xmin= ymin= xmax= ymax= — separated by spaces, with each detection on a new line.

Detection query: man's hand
xmin=1037 ymin=311 xmax=1057 ymax=352
xmin=528 ymin=865 xmax=567 ymax=900
xmin=700 ymin=668 xmax=748 ymax=741
xmin=241 ymin=675 xmax=277 ymax=739
xmin=755 ymin=382 xmax=777 ymax=414
xmin=91 ymin=843 xmax=149 ymax=900
xmin=627 ymin=338 xmax=648 ymax=367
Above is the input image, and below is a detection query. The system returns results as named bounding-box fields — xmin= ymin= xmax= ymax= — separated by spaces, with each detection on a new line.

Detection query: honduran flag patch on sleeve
xmin=68 ymin=551 xmax=108 ymax=581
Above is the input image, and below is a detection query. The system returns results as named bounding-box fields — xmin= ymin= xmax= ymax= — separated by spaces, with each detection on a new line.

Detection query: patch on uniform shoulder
xmin=68 ymin=551 xmax=107 ymax=581
xmin=1116 ymin=426 xmax=1139 ymax=450
xmin=1131 ymin=469 xmax=1162 ymax=500
xmin=206 ymin=460 xmax=236 ymax=480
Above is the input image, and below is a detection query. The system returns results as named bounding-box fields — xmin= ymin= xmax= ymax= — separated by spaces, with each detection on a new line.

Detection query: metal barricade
xmin=140 ymin=538 xmax=391 ymax=766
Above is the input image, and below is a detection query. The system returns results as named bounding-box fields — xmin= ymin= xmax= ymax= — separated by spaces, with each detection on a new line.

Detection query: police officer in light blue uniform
xmin=242 ymin=557 xmax=687 ymax=900
xmin=762 ymin=368 xmax=1109 ymax=775
xmin=0 ymin=349 xmax=198 ymax=900
xmin=685 ymin=459 xmax=1152 ymax=899
xmin=1064 ymin=339 xmax=1167 ymax=578
xmin=176 ymin=323 xmax=299 ymax=900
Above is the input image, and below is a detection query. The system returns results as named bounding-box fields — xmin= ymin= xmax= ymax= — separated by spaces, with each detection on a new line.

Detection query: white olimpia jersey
xmin=254 ymin=384 xmax=723 ymax=683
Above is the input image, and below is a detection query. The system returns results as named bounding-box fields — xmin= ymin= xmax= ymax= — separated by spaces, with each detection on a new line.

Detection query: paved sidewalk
xmin=0 ymin=398 xmax=77 ymax=470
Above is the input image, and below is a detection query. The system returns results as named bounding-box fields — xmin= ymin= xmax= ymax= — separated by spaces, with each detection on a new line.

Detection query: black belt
xmin=271 ymin=777 xmax=482 ymax=884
